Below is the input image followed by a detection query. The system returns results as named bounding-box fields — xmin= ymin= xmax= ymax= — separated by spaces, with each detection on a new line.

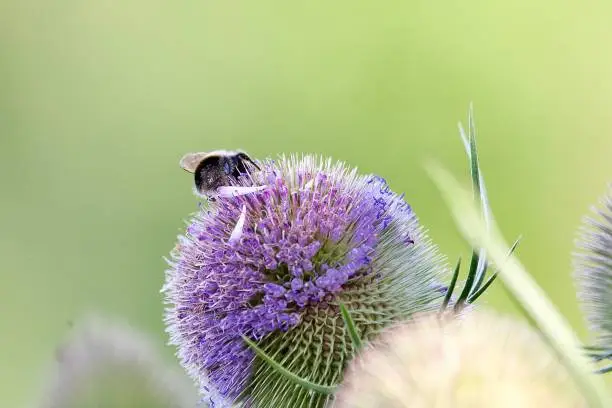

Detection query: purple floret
xmin=163 ymin=156 xmax=416 ymax=404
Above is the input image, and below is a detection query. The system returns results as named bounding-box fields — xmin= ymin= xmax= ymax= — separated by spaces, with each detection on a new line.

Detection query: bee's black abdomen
xmin=194 ymin=156 xmax=225 ymax=193
xmin=191 ymin=151 xmax=259 ymax=195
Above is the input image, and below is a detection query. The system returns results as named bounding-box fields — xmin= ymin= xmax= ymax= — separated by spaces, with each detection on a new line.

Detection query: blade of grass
xmin=441 ymin=257 xmax=461 ymax=312
xmin=427 ymin=162 xmax=611 ymax=407
xmin=339 ymin=303 xmax=363 ymax=351
xmin=242 ymin=336 xmax=335 ymax=395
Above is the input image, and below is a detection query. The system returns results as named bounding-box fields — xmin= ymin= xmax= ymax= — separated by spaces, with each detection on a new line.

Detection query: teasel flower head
xmin=38 ymin=315 xmax=198 ymax=408
xmin=335 ymin=310 xmax=586 ymax=408
xmin=163 ymin=154 xmax=448 ymax=407
xmin=574 ymin=186 xmax=612 ymax=349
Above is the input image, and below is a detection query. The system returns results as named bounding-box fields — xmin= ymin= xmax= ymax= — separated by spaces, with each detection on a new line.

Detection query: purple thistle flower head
xmin=163 ymin=155 xmax=447 ymax=407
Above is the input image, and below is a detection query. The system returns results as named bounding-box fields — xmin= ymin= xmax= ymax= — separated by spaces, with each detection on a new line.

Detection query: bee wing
xmin=179 ymin=152 xmax=211 ymax=173
xmin=179 ymin=150 xmax=239 ymax=173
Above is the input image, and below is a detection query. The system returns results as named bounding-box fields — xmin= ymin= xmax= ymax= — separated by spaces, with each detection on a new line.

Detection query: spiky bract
xmin=574 ymin=186 xmax=612 ymax=348
xmin=163 ymin=155 xmax=447 ymax=407
xmin=335 ymin=311 xmax=586 ymax=408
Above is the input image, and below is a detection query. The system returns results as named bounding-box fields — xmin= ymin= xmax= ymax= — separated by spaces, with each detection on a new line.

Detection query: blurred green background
xmin=2 ymin=1 xmax=612 ymax=406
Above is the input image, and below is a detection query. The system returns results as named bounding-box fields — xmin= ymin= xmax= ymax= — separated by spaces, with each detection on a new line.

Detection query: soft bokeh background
xmin=2 ymin=1 xmax=612 ymax=406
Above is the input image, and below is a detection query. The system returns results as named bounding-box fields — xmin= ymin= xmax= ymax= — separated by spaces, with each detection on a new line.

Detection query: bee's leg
xmin=236 ymin=153 xmax=261 ymax=171
xmin=247 ymin=157 xmax=261 ymax=170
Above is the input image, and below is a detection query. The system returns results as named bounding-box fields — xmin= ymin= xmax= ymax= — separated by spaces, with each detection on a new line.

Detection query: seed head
xmin=335 ymin=311 xmax=586 ymax=408
xmin=38 ymin=315 xmax=198 ymax=408
xmin=163 ymin=155 xmax=447 ymax=406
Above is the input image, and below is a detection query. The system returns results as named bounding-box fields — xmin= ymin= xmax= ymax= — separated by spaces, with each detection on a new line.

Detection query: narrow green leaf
xmin=595 ymin=365 xmax=612 ymax=374
xmin=458 ymin=106 xmax=492 ymax=300
xmin=468 ymin=236 xmax=521 ymax=304
xmin=584 ymin=345 xmax=609 ymax=352
xmin=339 ymin=303 xmax=363 ymax=351
xmin=507 ymin=235 xmax=522 ymax=255
xmin=471 ymin=107 xmax=491 ymax=294
xmin=427 ymin=162 xmax=612 ymax=407
xmin=454 ymin=253 xmax=478 ymax=312
xmin=467 ymin=104 xmax=481 ymax=200
xmin=592 ymin=350 xmax=612 ymax=362
xmin=468 ymin=272 xmax=498 ymax=304
xmin=470 ymin=258 xmax=489 ymax=298
xmin=468 ymin=104 xmax=492 ymax=227
xmin=242 ymin=336 xmax=335 ymax=395
xmin=441 ymin=257 xmax=461 ymax=312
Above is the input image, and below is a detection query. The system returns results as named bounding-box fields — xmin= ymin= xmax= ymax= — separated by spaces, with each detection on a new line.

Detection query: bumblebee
xmin=179 ymin=150 xmax=259 ymax=197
